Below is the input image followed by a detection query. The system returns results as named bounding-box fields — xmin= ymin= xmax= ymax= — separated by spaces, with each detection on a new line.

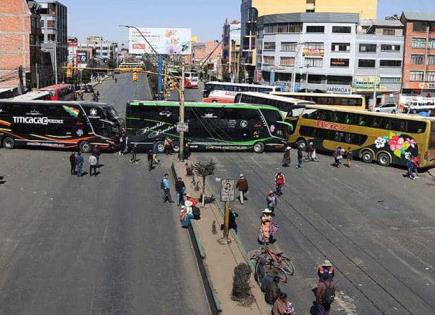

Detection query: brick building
xmin=401 ymin=12 xmax=435 ymax=96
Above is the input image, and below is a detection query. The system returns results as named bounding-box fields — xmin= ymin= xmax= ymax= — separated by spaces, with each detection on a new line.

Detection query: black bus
xmin=0 ymin=100 xmax=121 ymax=152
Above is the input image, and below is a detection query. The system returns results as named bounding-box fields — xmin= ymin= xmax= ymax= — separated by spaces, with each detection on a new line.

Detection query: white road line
xmin=250 ymin=156 xmax=263 ymax=169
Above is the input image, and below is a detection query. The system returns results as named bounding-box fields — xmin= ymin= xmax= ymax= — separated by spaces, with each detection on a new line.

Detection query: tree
xmin=231 ymin=263 xmax=254 ymax=306
xmin=193 ymin=160 xmax=216 ymax=206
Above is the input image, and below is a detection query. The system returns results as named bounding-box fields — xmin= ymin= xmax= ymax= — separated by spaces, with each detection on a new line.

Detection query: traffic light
xmin=132 ymin=72 xmax=138 ymax=81
xmin=169 ymin=79 xmax=176 ymax=91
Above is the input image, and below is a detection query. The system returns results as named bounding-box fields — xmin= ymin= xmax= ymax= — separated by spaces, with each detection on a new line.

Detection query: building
xmin=222 ymin=20 xmax=241 ymax=82
xmin=0 ymin=0 xmax=53 ymax=96
xmin=353 ymin=19 xmax=404 ymax=105
xmin=82 ymin=35 xmax=118 ymax=61
xmin=240 ymin=0 xmax=378 ymax=81
xmin=39 ymin=0 xmax=67 ymax=84
xmin=401 ymin=12 xmax=435 ymax=96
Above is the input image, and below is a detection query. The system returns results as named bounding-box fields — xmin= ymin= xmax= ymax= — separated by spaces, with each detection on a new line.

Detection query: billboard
xmin=302 ymin=48 xmax=324 ymax=57
xmin=129 ymin=28 xmax=192 ymax=55
xmin=352 ymin=76 xmax=384 ymax=91
xmin=77 ymin=50 xmax=89 ymax=65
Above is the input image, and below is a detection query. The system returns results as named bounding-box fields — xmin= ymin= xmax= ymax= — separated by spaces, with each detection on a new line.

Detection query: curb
xmin=171 ymin=162 xmax=222 ymax=315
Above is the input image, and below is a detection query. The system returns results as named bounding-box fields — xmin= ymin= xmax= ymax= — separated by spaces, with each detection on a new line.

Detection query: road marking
xmin=250 ymin=156 xmax=263 ymax=169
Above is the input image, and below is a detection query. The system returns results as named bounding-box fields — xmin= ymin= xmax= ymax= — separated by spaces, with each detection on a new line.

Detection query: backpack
xmin=323 ymin=282 xmax=335 ymax=305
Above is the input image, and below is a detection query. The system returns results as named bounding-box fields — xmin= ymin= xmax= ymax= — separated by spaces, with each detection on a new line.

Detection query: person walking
xmin=164 ymin=137 xmax=173 ymax=155
xmin=272 ymin=292 xmax=296 ymax=315
xmin=282 ymin=146 xmax=291 ymax=167
xmin=75 ymin=152 xmax=84 ymax=177
xmin=333 ymin=146 xmax=343 ymax=167
xmin=92 ymin=146 xmax=101 ymax=167
xmin=258 ymin=209 xmax=274 ymax=245
xmin=274 ymin=171 xmax=285 ymax=196
xmin=69 ymin=152 xmax=76 ymax=175
xmin=315 ymin=260 xmax=336 ymax=315
xmin=346 ymin=147 xmax=353 ymax=168
xmin=89 ymin=153 xmax=98 ymax=176
xmin=236 ymin=174 xmax=249 ymax=204
xmin=130 ymin=144 xmax=137 ymax=163
xmin=175 ymin=177 xmax=186 ymax=206
xmin=266 ymin=190 xmax=278 ymax=212
xmin=161 ymin=173 xmax=174 ymax=203
xmin=147 ymin=149 xmax=154 ymax=171
xmin=307 ymin=141 xmax=315 ymax=161
xmin=152 ymin=140 xmax=160 ymax=165
xmin=296 ymin=145 xmax=303 ymax=169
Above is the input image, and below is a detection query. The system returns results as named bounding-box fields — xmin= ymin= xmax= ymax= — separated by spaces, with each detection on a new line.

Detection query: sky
xmin=64 ymin=0 xmax=435 ymax=44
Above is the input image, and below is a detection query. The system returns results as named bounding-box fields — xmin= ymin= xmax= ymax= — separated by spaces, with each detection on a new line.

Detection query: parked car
xmin=374 ymin=103 xmax=397 ymax=113
xmin=185 ymin=77 xmax=199 ymax=89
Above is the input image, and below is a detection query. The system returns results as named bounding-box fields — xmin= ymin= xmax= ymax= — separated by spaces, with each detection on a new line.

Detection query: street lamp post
xmin=292 ymin=42 xmax=305 ymax=92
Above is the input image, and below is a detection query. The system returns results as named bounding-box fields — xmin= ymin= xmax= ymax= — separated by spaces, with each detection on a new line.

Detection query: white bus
xmin=11 ymin=91 xmax=51 ymax=101
xmin=234 ymin=92 xmax=315 ymax=119
xmin=203 ymin=82 xmax=283 ymax=103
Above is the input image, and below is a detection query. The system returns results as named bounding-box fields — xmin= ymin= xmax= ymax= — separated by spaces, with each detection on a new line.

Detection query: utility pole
xmin=179 ymin=63 xmax=185 ymax=161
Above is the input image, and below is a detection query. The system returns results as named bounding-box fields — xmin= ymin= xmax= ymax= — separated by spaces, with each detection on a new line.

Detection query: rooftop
xmin=401 ymin=11 xmax=435 ymax=22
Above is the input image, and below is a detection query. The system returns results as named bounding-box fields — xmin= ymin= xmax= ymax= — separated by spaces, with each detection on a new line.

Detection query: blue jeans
xmin=76 ymin=163 xmax=83 ymax=176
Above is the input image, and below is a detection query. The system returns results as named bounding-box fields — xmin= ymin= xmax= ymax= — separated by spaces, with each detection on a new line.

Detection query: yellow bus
xmin=272 ymin=92 xmax=366 ymax=111
xmin=289 ymin=105 xmax=435 ymax=168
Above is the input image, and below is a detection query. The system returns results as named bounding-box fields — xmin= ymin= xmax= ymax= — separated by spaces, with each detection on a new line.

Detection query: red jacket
xmin=275 ymin=174 xmax=285 ymax=185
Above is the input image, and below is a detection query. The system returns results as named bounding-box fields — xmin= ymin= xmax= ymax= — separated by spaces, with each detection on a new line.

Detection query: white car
xmin=375 ymin=103 xmax=397 ymax=113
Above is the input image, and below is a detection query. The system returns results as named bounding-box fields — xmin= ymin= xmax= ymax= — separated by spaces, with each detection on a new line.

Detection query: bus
xmin=40 ymin=84 xmax=75 ymax=101
xmin=203 ymin=82 xmax=283 ymax=103
xmin=11 ymin=91 xmax=51 ymax=101
xmin=235 ymin=92 xmax=315 ymax=119
xmin=289 ymin=105 xmax=435 ymax=168
xmin=0 ymin=100 xmax=121 ymax=152
xmin=126 ymin=101 xmax=292 ymax=153
xmin=272 ymin=92 xmax=366 ymax=111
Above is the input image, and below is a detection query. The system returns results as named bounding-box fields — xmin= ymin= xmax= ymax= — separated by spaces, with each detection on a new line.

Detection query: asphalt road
xmin=195 ymin=151 xmax=435 ymax=315
xmin=0 ymin=75 xmax=210 ymax=315
xmin=167 ymin=81 xmax=203 ymax=102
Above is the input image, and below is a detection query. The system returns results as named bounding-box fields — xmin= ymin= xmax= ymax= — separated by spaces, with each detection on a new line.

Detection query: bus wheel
xmin=253 ymin=142 xmax=265 ymax=153
xmin=79 ymin=141 xmax=92 ymax=153
xmin=2 ymin=137 xmax=15 ymax=149
xmin=377 ymin=152 xmax=392 ymax=167
xmin=360 ymin=150 xmax=374 ymax=163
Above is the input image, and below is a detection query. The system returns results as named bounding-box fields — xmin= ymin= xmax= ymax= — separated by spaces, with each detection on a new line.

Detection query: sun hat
xmin=185 ymin=200 xmax=193 ymax=207
xmin=262 ymin=208 xmax=273 ymax=214
xmin=240 ymin=174 xmax=244 ymax=178
xmin=322 ymin=260 xmax=333 ymax=267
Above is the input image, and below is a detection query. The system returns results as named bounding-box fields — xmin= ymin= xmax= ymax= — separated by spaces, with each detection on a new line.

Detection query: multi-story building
xmin=222 ymin=20 xmax=241 ymax=82
xmin=354 ymin=19 xmax=404 ymax=105
xmin=39 ymin=0 xmax=67 ymax=83
xmin=240 ymin=0 xmax=378 ymax=81
xmin=0 ymin=0 xmax=53 ymax=96
xmin=83 ymin=36 xmax=118 ymax=61
xmin=401 ymin=12 xmax=435 ymax=96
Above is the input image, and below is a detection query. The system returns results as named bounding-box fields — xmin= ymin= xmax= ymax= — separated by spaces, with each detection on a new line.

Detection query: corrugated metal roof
xmin=402 ymin=11 xmax=435 ymax=21
xmin=258 ymin=12 xmax=359 ymax=26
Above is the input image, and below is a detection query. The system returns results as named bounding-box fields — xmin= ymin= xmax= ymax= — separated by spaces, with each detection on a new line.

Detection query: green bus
xmin=126 ymin=101 xmax=292 ymax=153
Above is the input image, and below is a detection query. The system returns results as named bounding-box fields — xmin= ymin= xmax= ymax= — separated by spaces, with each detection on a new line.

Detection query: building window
xmin=47 ymin=20 xmax=55 ymax=28
xmin=427 ymin=72 xmax=435 ymax=82
xmin=264 ymin=23 xmax=302 ymax=34
xmin=411 ymin=55 xmax=425 ymax=65
xmin=358 ymin=59 xmax=376 ymax=68
xmin=263 ymin=42 xmax=276 ymax=51
xmin=359 ymin=44 xmax=377 ymax=53
xmin=330 ymin=58 xmax=349 ymax=67
xmin=331 ymin=43 xmax=350 ymax=52
xmin=327 ymin=76 xmax=352 ymax=85
xmin=263 ymin=56 xmax=275 ymax=65
xmin=380 ymin=60 xmax=402 ymax=67
xmin=382 ymin=28 xmax=396 ymax=36
xmin=332 ymin=26 xmax=351 ymax=34
xmin=305 ymin=58 xmax=323 ymax=67
xmin=410 ymin=71 xmax=424 ymax=81
xmin=413 ymin=21 xmax=429 ymax=32
xmin=281 ymin=42 xmax=297 ymax=52
xmin=380 ymin=77 xmax=401 ymax=84
xmin=429 ymin=39 xmax=435 ymax=49
xmin=412 ymin=38 xmax=426 ymax=48
xmin=40 ymin=20 xmax=44 ymax=27
xmin=306 ymin=25 xmax=324 ymax=33
xmin=381 ymin=44 xmax=400 ymax=52
xmin=48 ymin=34 xmax=56 ymax=41
xmin=428 ymin=55 xmax=435 ymax=65
xmin=308 ymin=75 xmax=322 ymax=84
xmin=280 ymin=57 xmax=295 ymax=66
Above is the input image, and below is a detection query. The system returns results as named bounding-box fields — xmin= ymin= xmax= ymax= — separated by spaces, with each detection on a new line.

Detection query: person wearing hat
xmin=274 ymin=171 xmax=286 ymax=196
xmin=258 ymin=208 xmax=273 ymax=244
xmin=180 ymin=200 xmax=194 ymax=228
xmin=315 ymin=260 xmax=336 ymax=315
xmin=236 ymin=174 xmax=249 ymax=205
xmin=266 ymin=190 xmax=278 ymax=212
xmin=282 ymin=146 xmax=291 ymax=167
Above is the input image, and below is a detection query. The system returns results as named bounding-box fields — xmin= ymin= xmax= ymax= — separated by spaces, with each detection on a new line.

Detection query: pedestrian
xmin=147 ymin=149 xmax=154 ymax=171
xmin=315 ymin=260 xmax=336 ymax=315
xmin=282 ymin=146 xmax=291 ymax=167
xmin=183 ymin=142 xmax=191 ymax=160
xmin=130 ymin=144 xmax=137 ymax=163
xmin=161 ymin=173 xmax=174 ymax=203
xmin=180 ymin=200 xmax=194 ymax=228
xmin=69 ymin=152 xmax=76 ymax=175
xmin=307 ymin=141 xmax=315 ymax=161
xmin=346 ymin=147 xmax=353 ymax=168
xmin=175 ymin=177 xmax=186 ymax=206
xmin=89 ymin=153 xmax=98 ymax=176
xmin=152 ymin=140 xmax=160 ymax=165
xmin=333 ymin=146 xmax=343 ymax=167
xmin=297 ymin=145 xmax=303 ymax=168
xmin=263 ymin=275 xmax=281 ymax=305
xmin=75 ymin=152 xmax=84 ymax=177
xmin=236 ymin=174 xmax=249 ymax=204
xmin=272 ymin=292 xmax=296 ymax=315
xmin=266 ymin=190 xmax=278 ymax=212
xmin=164 ymin=137 xmax=173 ymax=155
xmin=274 ymin=171 xmax=285 ymax=196
xmin=115 ymin=77 xmax=118 ymax=84
xmin=228 ymin=208 xmax=239 ymax=233
xmin=92 ymin=145 xmax=101 ymax=167
xmin=412 ymin=155 xmax=420 ymax=178
xmin=258 ymin=208 xmax=273 ymax=245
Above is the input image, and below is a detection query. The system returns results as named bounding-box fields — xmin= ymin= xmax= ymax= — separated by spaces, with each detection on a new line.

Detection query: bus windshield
xmin=273 ymin=92 xmax=365 ymax=110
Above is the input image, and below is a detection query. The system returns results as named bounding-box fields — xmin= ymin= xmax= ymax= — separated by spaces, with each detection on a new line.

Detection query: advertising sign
xmin=352 ymin=76 xmax=385 ymax=91
xmin=129 ymin=28 xmax=192 ymax=55
xmin=302 ymin=48 xmax=324 ymax=57
xmin=77 ymin=50 xmax=88 ymax=65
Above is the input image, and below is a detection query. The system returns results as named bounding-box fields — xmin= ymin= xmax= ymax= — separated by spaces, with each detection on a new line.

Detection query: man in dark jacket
xmin=175 ymin=177 xmax=186 ymax=206
xmin=69 ymin=152 xmax=76 ymax=175
xmin=236 ymin=174 xmax=248 ymax=204
xmin=75 ymin=152 xmax=84 ymax=177
xmin=92 ymin=146 xmax=101 ymax=167
xmin=297 ymin=146 xmax=303 ymax=169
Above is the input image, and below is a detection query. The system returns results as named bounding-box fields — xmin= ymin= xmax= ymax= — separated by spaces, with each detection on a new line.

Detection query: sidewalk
xmin=173 ymin=160 xmax=271 ymax=315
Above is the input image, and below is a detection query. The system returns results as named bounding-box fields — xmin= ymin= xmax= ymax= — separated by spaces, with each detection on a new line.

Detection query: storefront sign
xmin=326 ymin=86 xmax=351 ymax=94
xmin=303 ymin=48 xmax=324 ymax=57
xmin=352 ymin=76 xmax=384 ymax=91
